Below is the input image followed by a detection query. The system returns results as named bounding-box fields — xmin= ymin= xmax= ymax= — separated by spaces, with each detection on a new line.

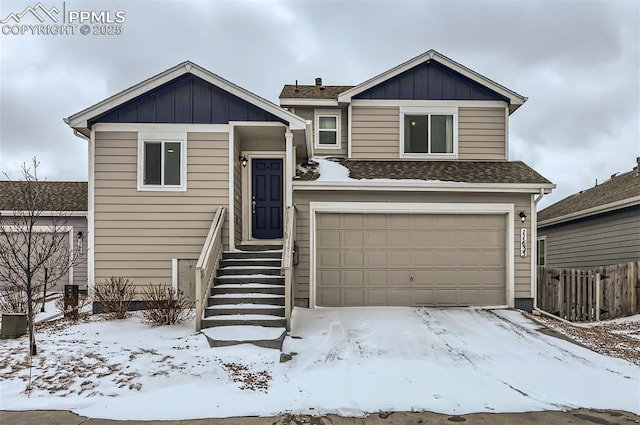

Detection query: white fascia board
xmin=66 ymin=63 xmax=191 ymax=129
xmin=66 ymin=61 xmax=307 ymax=131
xmin=0 ymin=210 xmax=87 ymax=217
xmin=337 ymin=50 xmax=526 ymax=111
xmin=538 ymin=195 xmax=640 ymax=228
xmin=280 ymin=98 xmax=339 ymax=107
xmin=293 ymin=181 xmax=555 ymax=193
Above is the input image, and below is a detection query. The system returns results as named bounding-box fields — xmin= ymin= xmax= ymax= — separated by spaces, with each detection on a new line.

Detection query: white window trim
xmin=314 ymin=109 xmax=341 ymax=150
xmin=399 ymin=106 xmax=458 ymax=159
xmin=137 ymin=132 xmax=187 ymax=192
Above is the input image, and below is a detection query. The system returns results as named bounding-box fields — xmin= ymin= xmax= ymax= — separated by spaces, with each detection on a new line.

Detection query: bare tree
xmin=0 ymin=158 xmax=82 ymax=355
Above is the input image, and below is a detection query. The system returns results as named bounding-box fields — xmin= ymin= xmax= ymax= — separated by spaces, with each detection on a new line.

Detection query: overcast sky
xmin=0 ymin=0 xmax=638 ymax=209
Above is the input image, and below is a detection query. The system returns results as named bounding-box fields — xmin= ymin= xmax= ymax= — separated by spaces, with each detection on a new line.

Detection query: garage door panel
xmin=387 ymin=251 xmax=411 ymax=267
xmin=364 ymin=251 xmax=387 ymax=267
xmin=343 ymin=251 xmax=363 ymax=267
xmin=365 ymin=270 xmax=388 ymax=286
xmin=318 ymin=250 xmax=340 ymax=267
xmin=316 ymin=213 xmax=507 ymax=307
xmin=366 ymin=231 xmax=388 ymax=247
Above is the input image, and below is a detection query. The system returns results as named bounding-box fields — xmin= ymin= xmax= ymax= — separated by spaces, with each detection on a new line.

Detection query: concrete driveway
xmin=283 ymin=307 xmax=639 ymax=415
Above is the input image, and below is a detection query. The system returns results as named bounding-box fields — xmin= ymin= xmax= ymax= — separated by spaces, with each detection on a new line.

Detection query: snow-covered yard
xmin=0 ymin=307 xmax=638 ymax=420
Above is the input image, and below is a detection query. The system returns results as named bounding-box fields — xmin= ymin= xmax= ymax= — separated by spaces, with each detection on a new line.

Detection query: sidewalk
xmin=1 ymin=409 xmax=638 ymax=425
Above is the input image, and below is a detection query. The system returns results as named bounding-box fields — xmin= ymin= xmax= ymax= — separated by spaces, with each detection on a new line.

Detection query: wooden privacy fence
xmin=537 ymin=261 xmax=640 ymax=322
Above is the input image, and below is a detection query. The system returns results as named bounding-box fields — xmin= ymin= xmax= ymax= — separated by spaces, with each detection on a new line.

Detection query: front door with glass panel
xmin=251 ymin=158 xmax=283 ymax=239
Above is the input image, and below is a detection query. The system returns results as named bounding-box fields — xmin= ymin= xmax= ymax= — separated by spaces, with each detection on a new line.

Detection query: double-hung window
xmin=138 ymin=132 xmax=187 ymax=191
xmin=400 ymin=107 xmax=457 ymax=157
xmin=314 ymin=109 xmax=340 ymax=149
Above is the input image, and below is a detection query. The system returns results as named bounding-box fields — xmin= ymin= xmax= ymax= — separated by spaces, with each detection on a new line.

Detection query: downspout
xmin=73 ymin=129 xmax=90 ymax=141
xmin=533 ymin=188 xmax=545 ymax=311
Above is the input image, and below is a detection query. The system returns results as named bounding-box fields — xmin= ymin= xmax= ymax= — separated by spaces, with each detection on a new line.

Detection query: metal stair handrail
xmin=195 ymin=206 xmax=226 ymax=331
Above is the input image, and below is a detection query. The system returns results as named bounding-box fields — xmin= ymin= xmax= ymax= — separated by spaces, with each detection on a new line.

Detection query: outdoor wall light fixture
xmin=518 ymin=211 xmax=527 ymax=223
xmin=239 ymin=155 xmax=248 ymax=168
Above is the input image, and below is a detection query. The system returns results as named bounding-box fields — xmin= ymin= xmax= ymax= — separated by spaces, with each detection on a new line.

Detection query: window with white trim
xmin=400 ymin=107 xmax=457 ymax=157
xmin=314 ymin=109 xmax=340 ymax=148
xmin=537 ymin=237 xmax=546 ymax=266
xmin=138 ymin=133 xmax=187 ymax=191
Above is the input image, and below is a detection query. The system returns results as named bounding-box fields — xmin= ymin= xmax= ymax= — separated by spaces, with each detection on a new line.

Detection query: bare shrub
xmin=0 ymin=286 xmax=28 ymax=313
xmin=141 ymin=284 xmax=191 ymax=326
xmin=94 ymin=276 xmax=136 ymax=319
xmin=54 ymin=294 xmax=91 ymax=322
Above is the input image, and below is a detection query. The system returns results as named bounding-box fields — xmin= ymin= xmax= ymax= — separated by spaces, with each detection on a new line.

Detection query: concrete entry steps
xmin=201 ymin=246 xmax=286 ymax=350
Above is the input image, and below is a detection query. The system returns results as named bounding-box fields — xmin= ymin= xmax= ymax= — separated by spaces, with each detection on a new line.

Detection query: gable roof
xmin=337 ymin=50 xmax=527 ymax=113
xmin=65 ymin=61 xmax=307 ymax=136
xmin=295 ymin=159 xmax=553 ymax=189
xmin=280 ymin=85 xmax=355 ymax=100
xmin=538 ymin=162 xmax=640 ymax=226
xmin=0 ymin=181 xmax=87 ymax=212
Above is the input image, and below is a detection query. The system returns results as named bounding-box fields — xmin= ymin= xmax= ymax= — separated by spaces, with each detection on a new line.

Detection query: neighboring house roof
xmin=65 ymin=61 xmax=307 ymax=135
xmin=0 ymin=181 xmax=87 ymax=212
xmin=337 ymin=49 xmax=527 ymax=112
xmin=295 ymin=158 xmax=552 ymax=186
xmin=279 ymin=85 xmax=355 ymax=100
xmin=538 ymin=161 xmax=640 ymax=226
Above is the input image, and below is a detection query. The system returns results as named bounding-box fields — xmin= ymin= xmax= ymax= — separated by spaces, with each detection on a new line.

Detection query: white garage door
xmin=315 ymin=213 xmax=507 ymax=307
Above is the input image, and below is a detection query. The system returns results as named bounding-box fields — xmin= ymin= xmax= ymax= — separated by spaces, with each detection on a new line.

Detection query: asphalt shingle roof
xmin=0 ymin=181 xmax=87 ymax=212
xmin=538 ymin=163 xmax=640 ymax=222
xmin=279 ymin=85 xmax=354 ymax=100
xmin=295 ymin=159 xmax=552 ymax=185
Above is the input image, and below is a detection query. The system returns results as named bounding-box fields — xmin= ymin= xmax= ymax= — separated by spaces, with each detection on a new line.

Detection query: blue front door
xmin=252 ymin=158 xmax=283 ymax=239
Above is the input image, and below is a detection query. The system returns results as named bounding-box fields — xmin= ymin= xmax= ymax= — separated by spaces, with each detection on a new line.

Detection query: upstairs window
xmin=400 ymin=107 xmax=457 ymax=157
xmin=138 ymin=133 xmax=187 ymax=191
xmin=315 ymin=109 xmax=341 ymax=149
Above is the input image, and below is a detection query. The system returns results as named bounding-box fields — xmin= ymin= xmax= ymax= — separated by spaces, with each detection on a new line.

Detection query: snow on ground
xmin=0 ymin=307 xmax=638 ymax=420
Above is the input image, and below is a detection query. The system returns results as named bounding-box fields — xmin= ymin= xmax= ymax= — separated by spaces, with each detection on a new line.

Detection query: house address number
xmin=520 ymin=228 xmax=527 ymax=258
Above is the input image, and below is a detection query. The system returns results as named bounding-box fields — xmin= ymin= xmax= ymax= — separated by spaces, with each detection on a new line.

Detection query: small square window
xmin=139 ymin=135 xmax=186 ymax=191
xmin=315 ymin=111 xmax=340 ymax=148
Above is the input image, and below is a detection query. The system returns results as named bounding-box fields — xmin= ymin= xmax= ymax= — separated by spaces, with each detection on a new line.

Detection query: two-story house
xmin=65 ymin=50 xmax=553 ymax=347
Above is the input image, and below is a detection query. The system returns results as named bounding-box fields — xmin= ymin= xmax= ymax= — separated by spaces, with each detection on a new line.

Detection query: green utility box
xmin=0 ymin=313 xmax=27 ymax=339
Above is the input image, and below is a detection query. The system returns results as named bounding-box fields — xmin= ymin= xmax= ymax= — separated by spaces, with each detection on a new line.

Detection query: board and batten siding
xmin=539 ymin=206 xmax=640 ymax=268
xmin=292 ymin=191 xmax=532 ymax=306
xmin=294 ymin=106 xmax=348 ymax=157
xmin=93 ymin=131 xmax=229 ymax=286
xmin=350 ymin=106 xmax=506 ymax=160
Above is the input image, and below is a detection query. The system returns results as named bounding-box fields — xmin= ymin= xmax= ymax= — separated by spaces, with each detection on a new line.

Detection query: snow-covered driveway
xmin=1 ymin=307 xmax=638 ymax=420
xmin=284 ymin=307 xmax=639 ymax=416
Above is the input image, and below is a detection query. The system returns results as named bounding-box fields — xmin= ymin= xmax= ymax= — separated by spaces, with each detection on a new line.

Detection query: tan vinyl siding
xmin=458 ymin=107 xmax=506 ymax=160
xmin=292 ymin=191 xmax=532 ymax=306
xmin=350 ymin=106 xmax=506 ymax=161
xmin=93 ymin=131 xmax=229 ymax=286
xmin=295 ymin=106 xmax=348 ymax=157
xmin=350 ymin=107 xmax=400 ymax=159
xmin=539 ymin=206 xmax=640 ymax=268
